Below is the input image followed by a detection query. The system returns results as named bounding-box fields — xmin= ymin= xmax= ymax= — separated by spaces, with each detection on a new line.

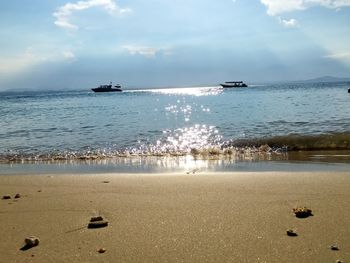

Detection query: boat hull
xmin=92 ymin=88 xmax=122 ymax=92
xmin=220 ymin=83 xmax=247 ymax=88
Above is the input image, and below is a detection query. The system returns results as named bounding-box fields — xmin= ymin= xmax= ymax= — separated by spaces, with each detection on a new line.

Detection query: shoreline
xmin=1 ymin=171 xmax=350 ymax=262
xmin=1 ymin=154 xmax=350 ymax=175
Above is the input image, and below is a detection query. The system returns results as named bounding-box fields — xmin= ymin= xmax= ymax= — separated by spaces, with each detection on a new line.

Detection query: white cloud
xmin=0 ymin=48 xmax=78 ymax=75
xmin=123 ymin=46 xmax=157 ymax=58
xmin=261 ymin=0 xmax=350 ymax=16
xmin=122 ymin=45 xmax=172 ymax=58
xmin=324 ymin=52 xmax=350 ymax=59
xmin=278 ymin=17 xmax=299 ymax=27
xmin=0 ymin=47 xmax=44 ymax=74
xmin=63 ymin=51 xmax=76 ymax=60
xmin=53 ymin=0 xmax=131 ymax=30
xmin=261 ymin=0 xmax=305 ymax=16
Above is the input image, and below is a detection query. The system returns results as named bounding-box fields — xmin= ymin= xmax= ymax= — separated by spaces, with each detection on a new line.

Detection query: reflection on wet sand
xmin=1 ymin=150 xmax=350 ymax=175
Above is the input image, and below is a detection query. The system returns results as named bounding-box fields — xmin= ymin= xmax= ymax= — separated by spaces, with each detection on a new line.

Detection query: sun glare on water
xmin=136 ymin=86 xmax=223 ymax=96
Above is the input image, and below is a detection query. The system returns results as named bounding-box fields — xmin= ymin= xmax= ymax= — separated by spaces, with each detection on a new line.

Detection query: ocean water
xmin=1 ymin=81 xmax=350 ymax=166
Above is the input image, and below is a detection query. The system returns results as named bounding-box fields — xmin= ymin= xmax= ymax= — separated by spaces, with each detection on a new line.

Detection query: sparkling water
xmin=1 ymin=81 xmax=349 ymax=160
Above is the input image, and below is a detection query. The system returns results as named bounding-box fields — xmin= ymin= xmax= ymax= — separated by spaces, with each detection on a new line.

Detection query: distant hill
xmin=303 ymin=76 xmax=350 ymax=83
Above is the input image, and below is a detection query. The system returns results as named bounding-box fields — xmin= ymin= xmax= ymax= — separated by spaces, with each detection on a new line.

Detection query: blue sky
xmin=0 ymin=0 xmax=349 ymax=90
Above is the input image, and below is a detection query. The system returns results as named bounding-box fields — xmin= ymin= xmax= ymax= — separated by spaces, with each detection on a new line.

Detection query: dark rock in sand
xmin=330 ymin=245 xmax=340 ymax=251
xmin=90 ymin=216 xmax=104 ymax=222
xmin=24 ymin=236 xmax=40 ymax=248
xmin=293 ymin=207 xmax=313 ymax=218
xmin=88 ymin=215 xmax=108 ymax=228
xmin=286 ymin=229 xmax=298 ymax=236
xmin=2 ymin=195 xmax=11 ymax=200
xmin=98 ymin=248 xmax=106 ymax=253
xmin=14 ymin=193 xmax=21 ymax=199
xmin=88 ymin=221 xmax=108 ymax=229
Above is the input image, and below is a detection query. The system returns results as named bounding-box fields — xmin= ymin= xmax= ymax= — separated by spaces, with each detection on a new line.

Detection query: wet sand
xmin=1 ymin=171 xmax=350 ymax=262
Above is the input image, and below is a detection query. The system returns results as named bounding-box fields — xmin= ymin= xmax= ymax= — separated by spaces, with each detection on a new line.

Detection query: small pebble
xmin=2 ymin=195 xmax=11 ymax=200
xmin=102 ymin=181 xmax=109 ymax=183
xmin=335 ymin=260 xmax=343 ymax=263
xmin=90 ymin=216 xmax=104 ymax=222
xmin=286 ymin=229 xmax=298 ymax=237
xmin=98 ymin=248 xmax=106 ymax=253
xmin=88 ymin=221 xmax=108 ymax=229
xmin=330 ymin=245 xmax=340 ymax=251
xmin=14 ymin=193 xmax=21 ymax=199
xmin=25 ymin=236 xmax=40 ymax=247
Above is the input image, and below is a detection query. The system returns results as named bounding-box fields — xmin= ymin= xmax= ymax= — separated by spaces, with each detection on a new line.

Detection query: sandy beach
xmin=1 ymin=171 xmax=350 ymax=262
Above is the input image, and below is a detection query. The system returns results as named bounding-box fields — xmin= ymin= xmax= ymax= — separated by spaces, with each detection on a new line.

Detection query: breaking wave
xmin=1 ymin=132 xmax=349 ymax=163
xmin=226 ymin=132 xmax=350 ymax=151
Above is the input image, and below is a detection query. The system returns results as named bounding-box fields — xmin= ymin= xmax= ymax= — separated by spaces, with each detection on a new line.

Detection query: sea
xmin=1 ymin=81 xmax=350 ymax=174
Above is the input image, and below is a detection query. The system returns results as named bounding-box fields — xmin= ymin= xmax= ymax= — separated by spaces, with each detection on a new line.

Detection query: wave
xmin=1 ymin=132 xmax=349 ymax=163
xmin=227 ymin=132 xmax=350 ymax=151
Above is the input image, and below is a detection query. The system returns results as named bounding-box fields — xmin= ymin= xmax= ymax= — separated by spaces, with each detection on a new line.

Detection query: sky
xmin=0 ymin=0 xmax=350 ymax=90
